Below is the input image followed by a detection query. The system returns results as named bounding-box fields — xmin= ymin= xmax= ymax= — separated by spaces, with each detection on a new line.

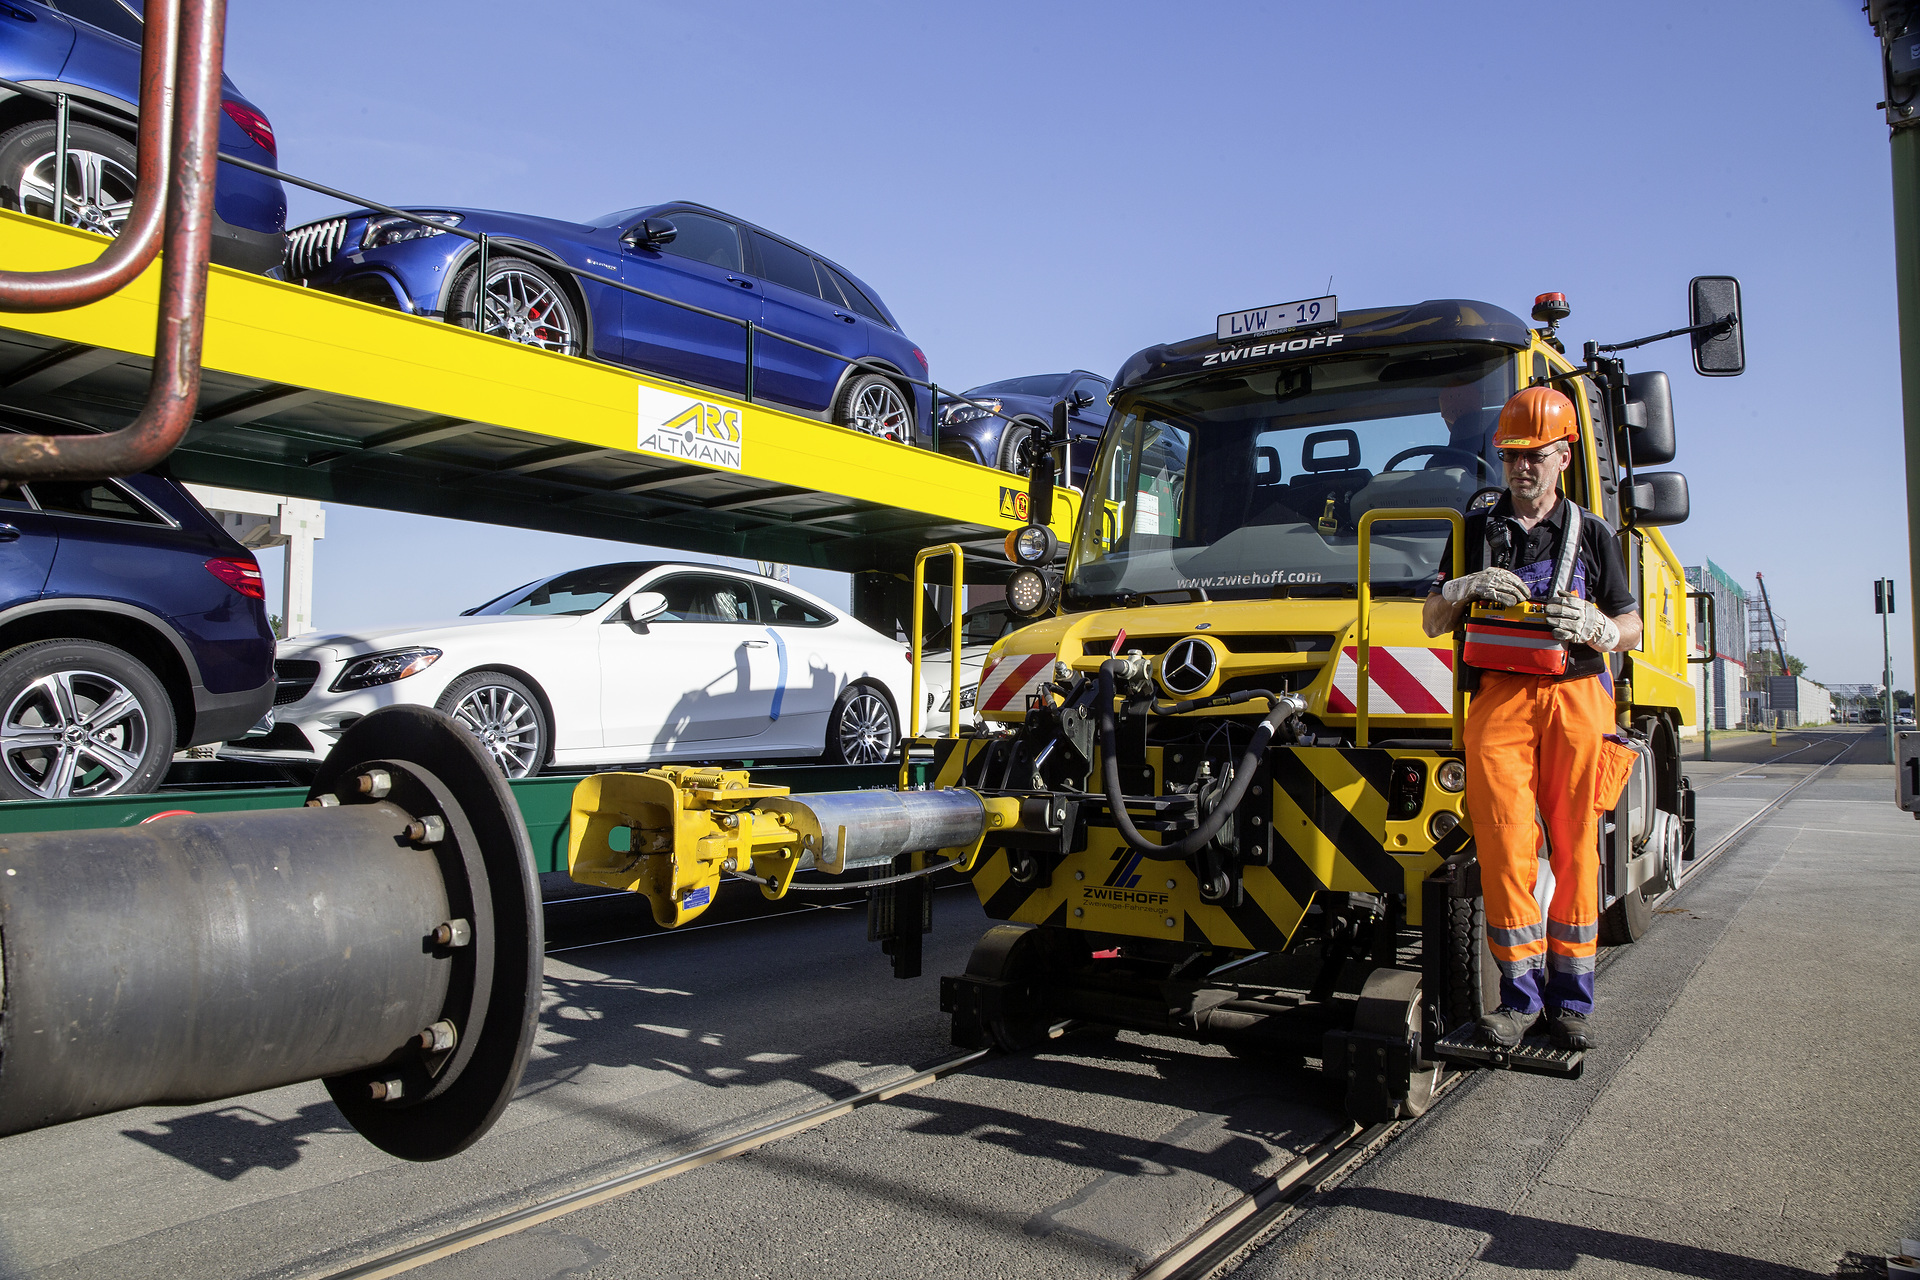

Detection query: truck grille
xmin=283 ymin=217 xmax=349 ymax=281
xmin=273 ymin=659 xmax=320 ymax=706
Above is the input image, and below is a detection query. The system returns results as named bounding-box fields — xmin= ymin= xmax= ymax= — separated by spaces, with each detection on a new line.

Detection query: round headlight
xmin=1436 ymin=759 xmax=1466 ymax=792
xmin=1428 ymin=810 xmax=1460 ymax=841
xmin=1006 ymin=568 xmax=1052 ymax=617
xmin=1011 ymin=524 xmax=1057 ymax=566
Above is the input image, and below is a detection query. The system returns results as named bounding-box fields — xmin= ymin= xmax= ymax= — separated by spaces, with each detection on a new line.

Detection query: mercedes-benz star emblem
xmin=1160 ymin=637 xmax=1217 ymax=696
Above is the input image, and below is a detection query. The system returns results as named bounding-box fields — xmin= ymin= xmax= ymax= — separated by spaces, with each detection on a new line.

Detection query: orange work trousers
xmin=1463 ymin=670 xmax=1613 ymax=1016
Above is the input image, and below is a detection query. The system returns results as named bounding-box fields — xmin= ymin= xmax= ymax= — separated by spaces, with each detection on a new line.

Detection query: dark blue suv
xmin=935 ymin=370 xmax=1111 ymax=485
xmin=0 ymin=0 xmax=288 ymax=272
xmin=281 ymin=201 xmax=931 ymax=443
xmin=0 ymin=424 xmax=275 ymax=799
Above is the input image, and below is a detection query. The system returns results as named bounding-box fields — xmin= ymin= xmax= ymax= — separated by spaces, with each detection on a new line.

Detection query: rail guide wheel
xmin=942 ymin=923 xmax=1067 ymax=1052
xmin=1322 ymin=968 xmax=1439 ymax=1125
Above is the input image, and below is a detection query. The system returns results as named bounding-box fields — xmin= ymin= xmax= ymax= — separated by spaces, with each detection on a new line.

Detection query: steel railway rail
xmin=292 ymin=732 xmax=1865 ymax=1280
xmin=1129 ymin=728 xmax=1868 ymax=1280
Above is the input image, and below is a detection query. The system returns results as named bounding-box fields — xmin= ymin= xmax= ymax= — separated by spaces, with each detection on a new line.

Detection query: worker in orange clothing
xmin=1423 ymin=384 xmax=1641 ymax=1051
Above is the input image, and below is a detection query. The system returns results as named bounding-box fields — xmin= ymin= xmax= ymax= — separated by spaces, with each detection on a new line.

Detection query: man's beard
xmin=1509 ymin=471 xmax=1552 ymax=502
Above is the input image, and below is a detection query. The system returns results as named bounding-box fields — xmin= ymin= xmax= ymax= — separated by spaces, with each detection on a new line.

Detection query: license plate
xmin=1217 ymin=295 xmax=1337 ymax=342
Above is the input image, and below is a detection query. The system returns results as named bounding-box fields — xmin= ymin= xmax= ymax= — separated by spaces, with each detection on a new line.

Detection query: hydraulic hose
xmin=1096 ymin=660 xmax=1302 ymax=859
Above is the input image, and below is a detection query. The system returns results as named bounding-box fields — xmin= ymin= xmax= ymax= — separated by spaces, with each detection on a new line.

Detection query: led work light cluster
xmin=1003 ymin=524 xmax=1060 ymax=618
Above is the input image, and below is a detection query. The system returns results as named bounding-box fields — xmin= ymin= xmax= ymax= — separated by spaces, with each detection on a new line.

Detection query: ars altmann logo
xmin=636 ymin=386 xmax=744 ymax=471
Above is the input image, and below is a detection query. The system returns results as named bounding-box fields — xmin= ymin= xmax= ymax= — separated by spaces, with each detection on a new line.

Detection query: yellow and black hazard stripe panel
xmin=963 ymin=745 xmax=1467 ymax=952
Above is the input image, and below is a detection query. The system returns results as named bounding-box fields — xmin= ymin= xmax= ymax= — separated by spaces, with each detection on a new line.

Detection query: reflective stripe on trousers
xmin=1464 ymin=670 xmax=1613 ymax=1016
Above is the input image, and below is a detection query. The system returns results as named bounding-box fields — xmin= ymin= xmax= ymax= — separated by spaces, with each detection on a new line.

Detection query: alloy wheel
xmin=478 ymin=268 xmax=576 ymax=353
xmin=450 ymin=684 xmax=542 ymax=777
xmin=2 ymin=669 xmax=150 ymax=798
xmin=20 ymin=146 xmax=137 ymax=237
xmin=848 ymin=381 xmax=912 ymax=443
xmin=836 ymin=688 xmax=895 ymax=764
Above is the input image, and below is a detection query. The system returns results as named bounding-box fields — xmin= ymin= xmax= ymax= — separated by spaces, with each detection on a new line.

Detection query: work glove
xmin=1440 ymin=567 xmax=1529 ymax=607
xmin=1545 ymin=591 xmax=1621 ymax=651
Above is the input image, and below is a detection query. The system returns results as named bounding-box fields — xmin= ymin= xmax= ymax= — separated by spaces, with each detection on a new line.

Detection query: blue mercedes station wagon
xmin=0 ymin=0 xmax=289 ymax=272
xmin=281 ymin=201 xmax=931 ymax=444
xmin=0 ymin=425 xmax=275 ymax=800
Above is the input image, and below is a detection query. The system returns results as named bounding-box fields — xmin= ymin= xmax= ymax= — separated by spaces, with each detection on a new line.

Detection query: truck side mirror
xmin=1025 ymin=402 xmax=1066 ymax=529
xmin=1689 ymin=276 xmax=1744 ymax=376
xmin=1620 ymin=370 xmax=1675 ymax=465
xmin=1624 ymin=471 xmax=1689 ymax=526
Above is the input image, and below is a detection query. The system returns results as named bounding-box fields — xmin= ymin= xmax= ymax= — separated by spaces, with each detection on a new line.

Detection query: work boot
xmin=1545 ymin=1009 xmax=1596 ymax=1050
xmin=1477 ymin=1006 xmax=1539 ymax=1047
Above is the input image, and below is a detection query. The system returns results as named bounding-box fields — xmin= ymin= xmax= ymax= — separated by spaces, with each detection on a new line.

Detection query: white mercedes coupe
xmin=221 ymin=562 xmax=912 ymax=776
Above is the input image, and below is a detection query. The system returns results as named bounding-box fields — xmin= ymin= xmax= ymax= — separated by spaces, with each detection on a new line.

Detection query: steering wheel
xmin=1383 ymin=445 xmax=1491 ymax=481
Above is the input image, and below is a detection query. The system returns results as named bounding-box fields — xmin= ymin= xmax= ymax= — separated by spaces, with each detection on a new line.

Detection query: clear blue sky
xmin=223 ymin=0 xmax=1908 ymax=687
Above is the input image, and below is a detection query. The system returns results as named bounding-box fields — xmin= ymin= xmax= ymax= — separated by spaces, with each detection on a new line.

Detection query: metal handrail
xmin=1354 ymin=508 xmax=1466 ymax=749
xmin=910 ymin=543 xmax=965 ymax=741
xmin=0 ymin=0 xmax=223 ymax=480
xmin=0 ymin=2 xmax=175 ymax=310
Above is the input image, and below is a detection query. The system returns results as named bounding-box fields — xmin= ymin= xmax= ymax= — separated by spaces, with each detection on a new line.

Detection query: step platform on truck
xmin=1430 ymin=1023 xmax=1586 ymax=1078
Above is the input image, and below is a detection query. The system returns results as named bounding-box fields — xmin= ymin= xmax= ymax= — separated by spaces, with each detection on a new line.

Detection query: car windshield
xmin=924 ymin=602 xmax=1020 ymax=652
xmin=1067 ymin=345 xmax=1516 ymax=605
xmin=970 ymin=374 xmax=1070 ymax=397
xmin=592 ymin=206 xmax=652 ymax=227
xmin=473 ymin=562 xmax=653 ymax=616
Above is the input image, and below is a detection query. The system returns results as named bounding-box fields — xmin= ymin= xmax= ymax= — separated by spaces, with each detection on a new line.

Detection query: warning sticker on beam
xmin=636 ymin=386 xmax=743 ymax=471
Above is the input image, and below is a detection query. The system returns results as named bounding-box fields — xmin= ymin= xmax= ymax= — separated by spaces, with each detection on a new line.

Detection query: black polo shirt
xmin=1432 ymin=489 xmax=1637 ymax=681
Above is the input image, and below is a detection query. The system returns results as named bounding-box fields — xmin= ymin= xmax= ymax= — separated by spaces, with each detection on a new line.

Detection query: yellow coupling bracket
xmin=937 ymin=794 xmax=1021 ymax=875
xmin=568 ymin=767 xmax=797 ymax=928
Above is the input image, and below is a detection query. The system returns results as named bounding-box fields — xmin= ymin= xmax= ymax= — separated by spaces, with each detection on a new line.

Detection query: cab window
xmin=655 ymin=213 xmax=742 ymax=272
xmin=652 ymin=574 xmax=758 ymax=623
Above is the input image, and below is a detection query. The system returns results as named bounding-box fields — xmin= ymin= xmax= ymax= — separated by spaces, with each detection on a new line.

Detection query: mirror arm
xmin=1595 ymin=313 xmax=1736 ymax=354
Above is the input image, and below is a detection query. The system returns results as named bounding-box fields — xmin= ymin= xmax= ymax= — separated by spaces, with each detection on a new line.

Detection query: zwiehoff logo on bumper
xmin=637 ymin=386 xmax=743 ymax=471
xmin=1080 ymin=849 xmax=1171 ymax=910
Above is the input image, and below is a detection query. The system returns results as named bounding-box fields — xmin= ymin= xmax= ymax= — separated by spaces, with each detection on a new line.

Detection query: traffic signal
xmin=1877 ymin=579 xmax=1897 ymax=615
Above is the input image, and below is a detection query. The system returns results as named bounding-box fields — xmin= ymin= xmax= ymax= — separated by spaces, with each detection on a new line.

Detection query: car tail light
xmin=206 ymin=556 xmax=265 ymax=600
xmin=222 ymin=100 xmax=277 ymax=158
xmin=911 ymin=348 xmax=927 ymax=369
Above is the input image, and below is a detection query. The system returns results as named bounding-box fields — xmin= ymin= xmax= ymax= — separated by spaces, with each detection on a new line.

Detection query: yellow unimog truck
xmin=569 ymin=282 xmax=1744 ymax=1125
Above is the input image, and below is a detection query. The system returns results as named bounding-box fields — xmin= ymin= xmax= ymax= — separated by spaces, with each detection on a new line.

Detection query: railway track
xmin=303 ymin=731 xmax=1867 ymax=1280
xmin=1128 ymin=727 xmax=1869 ymax=1280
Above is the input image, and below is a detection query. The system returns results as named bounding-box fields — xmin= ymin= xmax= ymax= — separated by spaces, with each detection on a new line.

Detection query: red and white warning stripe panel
xmin=1324 ymin=646 xmax=1454 ymax=716
xmin=978 ymin=652 xmax=1055 ymax=714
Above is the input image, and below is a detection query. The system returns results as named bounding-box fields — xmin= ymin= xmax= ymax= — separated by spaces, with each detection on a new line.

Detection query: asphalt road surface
xmin=0 ymin=728 xmax=1889 ymax=1279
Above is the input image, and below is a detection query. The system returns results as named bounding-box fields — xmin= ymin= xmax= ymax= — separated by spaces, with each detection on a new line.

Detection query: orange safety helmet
xmin=1493 ymin=385 xmax=1579 ymax=450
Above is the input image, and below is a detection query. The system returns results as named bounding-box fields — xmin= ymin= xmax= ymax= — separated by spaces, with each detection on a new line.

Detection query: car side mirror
xmin=1624 ymin=470 xmax=1689 ymax=527
xmin=624 ymin=591 xmax=669 ymax=631
xmin=1620 ymin=370 xmax=1675 ymax=466
xmin=621 ymin=218 xmax=677 ymax=250
xmin=1689 ymin=276 xmax=1743 ymax=376
xmin=1070 ymin=390 xmax=1096 ymax=410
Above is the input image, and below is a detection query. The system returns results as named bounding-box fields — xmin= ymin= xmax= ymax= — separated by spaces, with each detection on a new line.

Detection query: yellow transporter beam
xmin=0 ymin=212 xmax=1076 ymax=570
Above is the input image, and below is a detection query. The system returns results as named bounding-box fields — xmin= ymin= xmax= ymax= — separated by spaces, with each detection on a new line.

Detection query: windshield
xmin=473 ymin=562 xmax=653 ymax=616
xmin=1068 ymin=346 xmax=1515 ymax=605
xmin=970 ymin=374 xmax=1070 ymax=397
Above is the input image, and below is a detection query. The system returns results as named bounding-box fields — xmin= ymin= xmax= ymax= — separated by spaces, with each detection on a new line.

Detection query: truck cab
xmin=983 ymin=298 xmax=1692 ymax=754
